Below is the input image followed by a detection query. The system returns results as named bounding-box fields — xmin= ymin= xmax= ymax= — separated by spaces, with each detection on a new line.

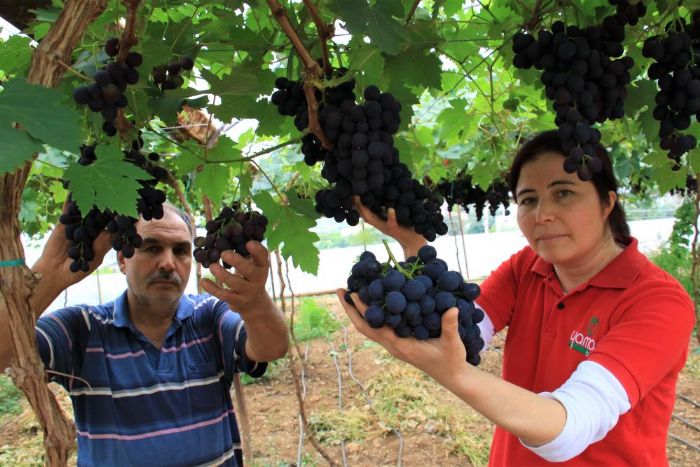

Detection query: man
xmin=0 ymin=204 xmax=289 ymax=466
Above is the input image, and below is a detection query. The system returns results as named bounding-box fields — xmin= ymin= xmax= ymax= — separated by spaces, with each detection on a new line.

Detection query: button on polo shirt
xmin=35 ymin=292 xmax=266 ymax=467
xmin=477 ymin=238 xmax=695 ymax=466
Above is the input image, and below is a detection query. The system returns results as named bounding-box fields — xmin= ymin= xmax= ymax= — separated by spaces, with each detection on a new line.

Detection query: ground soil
xmin=1 ymin=295 xmax=698 ymax=466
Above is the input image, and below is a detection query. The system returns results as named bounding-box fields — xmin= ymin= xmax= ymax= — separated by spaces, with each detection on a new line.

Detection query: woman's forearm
xmin=434 ymin=364 xmax=567 ymax=447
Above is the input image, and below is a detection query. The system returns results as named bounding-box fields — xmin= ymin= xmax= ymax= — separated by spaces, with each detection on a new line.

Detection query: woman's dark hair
xmin=508 ymin=130 xmax=631 ymax=246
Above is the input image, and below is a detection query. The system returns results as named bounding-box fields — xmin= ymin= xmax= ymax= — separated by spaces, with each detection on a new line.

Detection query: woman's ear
xmin=603 ymin=191 xmax=617 ymax=219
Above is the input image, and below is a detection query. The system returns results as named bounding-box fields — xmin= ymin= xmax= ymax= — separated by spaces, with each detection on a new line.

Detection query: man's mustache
xmin=147 ymin=269 xmax=183 ymax=285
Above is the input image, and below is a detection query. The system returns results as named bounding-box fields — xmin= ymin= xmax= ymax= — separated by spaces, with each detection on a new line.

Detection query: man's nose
xmin=158 ymin=249 xmax=176 ymax=271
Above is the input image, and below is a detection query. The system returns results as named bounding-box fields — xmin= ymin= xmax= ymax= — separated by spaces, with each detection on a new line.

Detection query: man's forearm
xmin=243 ymin=295 xmax=289 ymax=362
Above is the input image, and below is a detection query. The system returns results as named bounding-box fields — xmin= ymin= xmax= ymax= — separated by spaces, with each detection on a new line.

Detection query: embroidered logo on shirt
xmin=569 ymin=316 xmax=599 ymax=356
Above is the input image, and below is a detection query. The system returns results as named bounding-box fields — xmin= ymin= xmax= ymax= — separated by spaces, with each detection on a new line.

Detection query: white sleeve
xmin=521 ymin=360 xmax=631 ymax=462
xmin=474 ymin=301 xmax=494 ymax=350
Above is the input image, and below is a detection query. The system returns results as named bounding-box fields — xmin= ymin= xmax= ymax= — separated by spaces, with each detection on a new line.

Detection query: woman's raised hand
xmin=353 ymin=198 xmax=427 ymax=258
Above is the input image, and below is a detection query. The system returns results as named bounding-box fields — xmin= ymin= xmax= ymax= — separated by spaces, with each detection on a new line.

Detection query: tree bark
xmin=0 ymin=1 xmax=108 ymax=465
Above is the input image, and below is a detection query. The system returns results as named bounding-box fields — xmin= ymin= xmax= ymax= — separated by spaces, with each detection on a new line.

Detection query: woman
xmin=337 ymin=130 xmax=695 ymax=465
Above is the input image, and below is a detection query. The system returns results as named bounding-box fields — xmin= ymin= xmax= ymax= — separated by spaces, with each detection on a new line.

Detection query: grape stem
xmin=382 ymin=239 xmax=411 ymax=277
xmin=56 ymin=59 xmax=92 ymax=81
xmin=406 ymin=0 xmax=421 ymax=24
xmin=266 ymin=0 xmax=332 ymax=149
xmin=114 ymin=0 xmax=142 ymax=138
xmin=302 ymin=0 xmax=334 ymax=75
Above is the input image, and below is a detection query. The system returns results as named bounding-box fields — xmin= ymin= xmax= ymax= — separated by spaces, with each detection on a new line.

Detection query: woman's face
xmin=515 ymin=151 xmax=616 ymax=267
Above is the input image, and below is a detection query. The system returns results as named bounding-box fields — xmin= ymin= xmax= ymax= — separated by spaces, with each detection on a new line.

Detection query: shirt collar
xmin=531 ymin=237 xmax=645 ymax=289
xmin=112 ymin=291 xmax=194 ymax=329
xmin=113 ymin=291 xmax=132 ymax=328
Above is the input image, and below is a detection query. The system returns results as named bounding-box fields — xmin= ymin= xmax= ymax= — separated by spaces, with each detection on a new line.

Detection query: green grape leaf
xmin=253 ymin=190 xmax=320 ymax=275
xmin=384 ymin=47 xmax=442 ymax=90
xmin=63 ymin=144 xmax=152 ymax=217
xmin=0 ymin=36 xmax=33 ymax=76
xmin=194 ymin=162 xmax=231 ymax=206
xmin=0 ymin=125 xmax=43 ymax=175
xmin=0 ymin=78 xmax=81 ymax=152
xmin=332 ymin=0 xmax=408 ymax=55
xmin=625 ymin=80 xmax=657 ymax=117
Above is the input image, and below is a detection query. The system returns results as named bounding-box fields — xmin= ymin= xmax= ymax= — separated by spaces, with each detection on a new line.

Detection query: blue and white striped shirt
xmin=35 ymin=292 xmax=266 ymax=467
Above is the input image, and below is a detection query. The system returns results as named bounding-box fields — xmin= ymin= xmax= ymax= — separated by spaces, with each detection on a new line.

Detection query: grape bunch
xmin=642 ymin=12 xmax=700 ymax=170
xmin=152 ymin=57 xmax=195 ymax=90
xmin=433 ymin=174 xmax=510 ymax=221
xmin=272 ymin=64 xmax=357 ymax=132
xmin=62 ymin=138 xmax=170 ymax=269
xmin=72 ymin=37 xmax=142 ymax=136
xmin=60 ymin=199 xmax=113 ymax=272
xmin=271 ymin=66 xmax=448 ymax=241
xmin=193 ymin=204 xmax=268 ymax=268
xmin=345 ymin=245 xmax=484 ymax=366
xmin=512 ymin=1 xmax=646 ymax=180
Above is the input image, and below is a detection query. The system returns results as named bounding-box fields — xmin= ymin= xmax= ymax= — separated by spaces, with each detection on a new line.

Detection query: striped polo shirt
xmin=35 ymin=292 xmax=266 ymax=467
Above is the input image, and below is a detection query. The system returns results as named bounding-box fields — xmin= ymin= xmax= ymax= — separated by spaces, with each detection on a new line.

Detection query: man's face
xmin=118 ymin=208 xmax=193 ymax=311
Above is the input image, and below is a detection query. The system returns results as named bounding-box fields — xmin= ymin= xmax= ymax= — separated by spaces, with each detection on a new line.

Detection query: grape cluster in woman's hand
xmin=346 ymin=245 xmax=484 ymax=366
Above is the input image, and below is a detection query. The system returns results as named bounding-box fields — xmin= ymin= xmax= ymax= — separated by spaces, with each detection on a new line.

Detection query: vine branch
xmin=3 ymin=1 xmax=110 ymax=465
xmin=284 ymin=258 xmax=339 ymax=466
xmin=115 ymin=0 xmax=141 ymax=138
xmin=406 ymin=0 xmax=421 ymax=24
xmin=266 ymin=0 xmax=332 ymax=149
xmin=302 ymin=0 xmax=334 ymax=73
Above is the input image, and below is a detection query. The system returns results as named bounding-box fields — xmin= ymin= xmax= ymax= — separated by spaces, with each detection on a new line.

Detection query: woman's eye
xmin=557 ymin=189 xmax=574 ymax=198
xmin=519 ymin=197 xmax=536 ymax=206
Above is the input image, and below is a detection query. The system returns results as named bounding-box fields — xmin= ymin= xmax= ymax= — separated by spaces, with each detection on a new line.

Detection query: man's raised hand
xmin=200 ymin=240 xmax=272 ymax=316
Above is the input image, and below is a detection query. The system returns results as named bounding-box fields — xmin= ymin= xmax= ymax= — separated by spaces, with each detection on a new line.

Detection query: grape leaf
xmin=63 ymin=144 xmax=152 ymax=217
xmin=331 ymin=0 xmax=408 ymax=55
xmin=285 ymin=189 xmax=320 ymax=219
xmin=0 ymin=36 xmax=33 ymax=76
xmin=365 ymin=6 xmax=409 ymax=55
xmin=194 ymin=162 xmax=230 ymax=206
xmin=348 ymin=44 xmax=387 ymax=92
xmin=625 ymin=80 xmax=657 ymax=117
xmin=0 ymin=78 xmax=82 ymax=152
xmin=644 ymin=149 xmax=685 ymax=193
xmin=172 ymin=151 xmax=203 ymax=176
xmin=0 ymin=125 xmax=44 ymax=175
xmin=253 ymin=190 xmax=320 ymax=275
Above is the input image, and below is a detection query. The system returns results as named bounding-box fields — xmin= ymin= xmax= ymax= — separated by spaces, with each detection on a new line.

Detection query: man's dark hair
xmin=508 ymin=130 xmax=631 ymax=246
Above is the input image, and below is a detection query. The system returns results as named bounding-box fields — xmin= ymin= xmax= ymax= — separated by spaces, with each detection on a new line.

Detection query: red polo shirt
xmin=477 ymin=238 xmax=695 ymax=466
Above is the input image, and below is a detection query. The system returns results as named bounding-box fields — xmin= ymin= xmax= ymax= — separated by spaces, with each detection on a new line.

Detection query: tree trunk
xmin=0 ymin=1 xmax=108 ymax=465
